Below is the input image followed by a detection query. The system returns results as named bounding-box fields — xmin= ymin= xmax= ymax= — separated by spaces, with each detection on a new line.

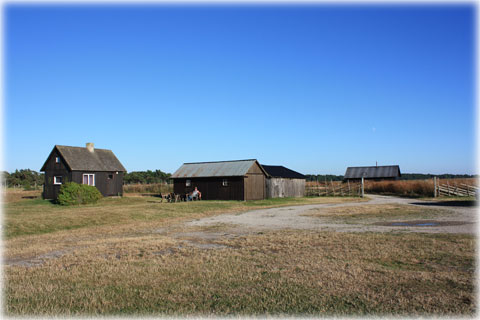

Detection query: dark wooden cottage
xmin=40 ymin=143 xmax=126 ymax=199
xmin=262 ymin=165 xmax=306 ymax=198
xmin=171 ymin=159 xmax=268 ymax=200
xmin=343 ymin=165 xmax=401 ymax=182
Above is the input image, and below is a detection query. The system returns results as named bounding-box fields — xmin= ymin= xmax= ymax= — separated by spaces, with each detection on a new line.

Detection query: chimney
xmin=86 ymin=142 xmax=94 ymax=153
xmin=376 ymin=161 xmax=378 ymax=167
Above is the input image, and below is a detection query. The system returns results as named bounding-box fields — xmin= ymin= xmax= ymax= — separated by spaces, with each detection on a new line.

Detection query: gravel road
xmin=186 ymin=195 xmax=477 ymax=234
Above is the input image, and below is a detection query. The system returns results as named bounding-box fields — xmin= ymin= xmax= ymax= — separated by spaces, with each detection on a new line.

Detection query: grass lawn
xmin=3 ymin=191 xmax=475 ymax=316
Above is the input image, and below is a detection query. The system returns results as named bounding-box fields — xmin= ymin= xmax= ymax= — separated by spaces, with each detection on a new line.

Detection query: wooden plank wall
xmin=43 ymin=149 xmax=71 ymax=199
xmin=244 ymin=162 xmax=265 ymax=200
xmin=266 ymin=178 xmax=305 ymax=198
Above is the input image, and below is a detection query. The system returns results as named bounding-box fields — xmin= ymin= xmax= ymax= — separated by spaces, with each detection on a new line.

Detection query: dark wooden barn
xmin=40 ymin=143 xmax=126 ymax=199
xmin=171 ymin=159 xmax=268 ymax=200
xmin=262 ymin=165 xmax=306 ymax=198
xmin=343 ymin=165 xmax=401 ymax=182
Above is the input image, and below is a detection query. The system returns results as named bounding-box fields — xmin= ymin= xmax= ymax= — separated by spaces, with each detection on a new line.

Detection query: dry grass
xmin=1 ymin=189 xmax=42 ymax=203
xmin=123 ymin=183 xmax=173 ymax=194
xmin=4 ymin=193 xmax=364 ymax=239
xmin=307 ymin=178 xmax=478 ymax=198
xmin=303 ymin=204 xmax=450 ymax=223
xmin=3 ymin=192 xmax=475 ymax=316
xmin=5 ymin=229 xmax=474 ymax=316
xmin=364 ymin=178 xmax=477 ymax=198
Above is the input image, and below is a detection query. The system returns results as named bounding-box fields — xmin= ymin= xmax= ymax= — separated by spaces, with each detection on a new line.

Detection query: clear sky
xmin=4 ymin=3 xmax=476 ymax=175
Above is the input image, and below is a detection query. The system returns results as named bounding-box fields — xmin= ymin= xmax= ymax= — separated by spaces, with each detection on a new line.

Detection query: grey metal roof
xmin=344 ymin=165 xmax=401 ymax=179
xmin=41 ymin=145 xmax=126 ymax=172
xmin=171 ymin=159 xmax=262 ymax=178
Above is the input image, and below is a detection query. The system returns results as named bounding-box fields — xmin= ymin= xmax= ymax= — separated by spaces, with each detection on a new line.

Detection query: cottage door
xmin=107 ymin=173 xmax=115 ymax=196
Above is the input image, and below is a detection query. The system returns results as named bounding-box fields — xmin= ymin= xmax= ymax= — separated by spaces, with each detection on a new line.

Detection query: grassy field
xmin=3 ymin=190 xmax=475 ymax=316
xmin=302 ymin=203 xmax=452 ymax=223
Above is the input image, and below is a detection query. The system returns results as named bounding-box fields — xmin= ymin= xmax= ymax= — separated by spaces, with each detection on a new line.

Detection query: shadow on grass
xmin=411 ymin=201 xmax=477 ymax=207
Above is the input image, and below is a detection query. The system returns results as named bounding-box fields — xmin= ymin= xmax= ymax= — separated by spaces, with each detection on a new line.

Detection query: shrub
xmin=57 ymin=182 xmax=103 ymax=205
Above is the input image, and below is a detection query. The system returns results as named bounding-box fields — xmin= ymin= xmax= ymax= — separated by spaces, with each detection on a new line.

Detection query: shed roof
xmin=261 ymin=165 xmax=306 ymax=179
xmin=344 ymin=165 xmax=401 ymax=179
xmin=41 ymin=145 xmax=126 ymax=172
xmin=171 ymin=159 xmax=266 ymax=178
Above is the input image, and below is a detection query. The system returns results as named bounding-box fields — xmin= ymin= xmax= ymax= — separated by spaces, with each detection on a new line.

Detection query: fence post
xmin=325 ymin=176 xmax=328 ymax=196
xmin=361 ymin=177 xmax=364 ymax=198
xmin=434 ymin=177 xmax=437 ymax=198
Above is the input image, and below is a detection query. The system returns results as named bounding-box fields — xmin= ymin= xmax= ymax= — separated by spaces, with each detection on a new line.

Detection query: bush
xmin=57 ymin=182 xmax=103 ymax=205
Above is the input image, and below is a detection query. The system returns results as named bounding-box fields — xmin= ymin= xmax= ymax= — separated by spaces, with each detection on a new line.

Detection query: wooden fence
xmin=435 ymin=178 xmax=478 ymax=197
xmin=306 ymin=181 xmax=362 ymax=197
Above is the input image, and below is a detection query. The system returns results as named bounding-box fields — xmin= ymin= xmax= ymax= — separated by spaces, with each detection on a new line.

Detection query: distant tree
xmin=305 ymin=174 xmax=344 ymax=182
xmin=124 ymin=169 xmax=171 ymax=184
xmin=5 ymin=169 xmax=44 ymax=189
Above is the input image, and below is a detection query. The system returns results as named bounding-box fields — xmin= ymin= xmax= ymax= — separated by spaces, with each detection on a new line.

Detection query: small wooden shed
xmin=40 ymin=143 xmax=126 ymax=199
xmin=262 ymin=165 xmax=306 ymax=198
xmin=171 ymin=159 xmax=268 ymax=200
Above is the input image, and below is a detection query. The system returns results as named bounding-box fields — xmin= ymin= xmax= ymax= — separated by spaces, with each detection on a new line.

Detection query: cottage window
xmin=186 ymin=179 xmax=191 ymax=187
xmin=108 ymin=174 xmax=113 ymax=179
xmin=55 ymin=157 xmax=60 ymax=163
xmin=53 ymin=176 xmax=62 ymax=185
xmin=83 ymin=174 xmax=95 ymax=186
xmin=222 ymin=179 xmax=228 ymax=186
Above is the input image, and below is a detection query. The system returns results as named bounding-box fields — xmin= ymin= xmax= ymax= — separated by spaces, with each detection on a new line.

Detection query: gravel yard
xmin=187 ymin=195 xmax=477 ymax=234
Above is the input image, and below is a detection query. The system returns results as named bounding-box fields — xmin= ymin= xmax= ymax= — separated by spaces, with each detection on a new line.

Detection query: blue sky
xmin=4 ymin=4 xmax=476 ymax=175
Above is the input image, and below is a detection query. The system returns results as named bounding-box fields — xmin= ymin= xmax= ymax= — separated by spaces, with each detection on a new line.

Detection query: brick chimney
xmin=86 ymin=142 xmax=94 ymax=153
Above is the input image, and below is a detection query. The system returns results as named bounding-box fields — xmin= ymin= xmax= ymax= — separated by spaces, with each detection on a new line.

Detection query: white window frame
xmin=83 ymin=174 xmax=95 ymax=186
xmin=222 ymin=179 xmax=228 ymax=186
xmin=55 ymin=157 xmax=60 ymax=163
xmin=186 ymin=179 xmax=191 ymax=187
xmin=53 ymin=176 xmax=62 ymax=185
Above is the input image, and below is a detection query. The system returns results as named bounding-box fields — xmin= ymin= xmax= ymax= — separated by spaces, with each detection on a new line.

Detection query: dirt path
xmin=186 ymin=195 xmax=477 ymax=234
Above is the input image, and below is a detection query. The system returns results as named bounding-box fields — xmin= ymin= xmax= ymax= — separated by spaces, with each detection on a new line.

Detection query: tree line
xmin=123 ymin=170 xmax=171 ymax=184
xmin=1 ymin=169 xmax=476 ymax=189
xmin=2 ymin=169 xmax=45 ymax=189
xmin=1 ymin=169 xmax=172 ymax=189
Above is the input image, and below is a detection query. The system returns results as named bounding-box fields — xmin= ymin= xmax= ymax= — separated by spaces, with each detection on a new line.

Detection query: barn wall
xmin=43 ymin=149 xmax=72 ymax=200
xmin=173 ymin=177 xmax=244 ymax=200
xmin=266 ymin=178 xmax=305 ymax=198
